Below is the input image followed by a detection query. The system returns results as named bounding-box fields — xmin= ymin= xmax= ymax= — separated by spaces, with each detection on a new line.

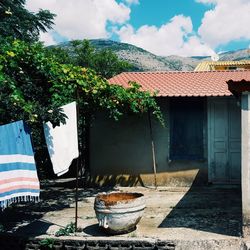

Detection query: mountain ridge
xmin=59 ymin=39 xmax=250 ymax=72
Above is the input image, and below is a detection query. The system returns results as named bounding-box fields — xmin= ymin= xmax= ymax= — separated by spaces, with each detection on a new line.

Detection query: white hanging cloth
xmin=43 ymin=102 xmax=79 ymax=176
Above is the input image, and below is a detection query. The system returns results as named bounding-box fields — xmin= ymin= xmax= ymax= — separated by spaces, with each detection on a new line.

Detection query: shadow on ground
xmin=0 ymin=178 xmax=114 ymax=236
xmin=159 ymin=175 xmax=242 ymax=237
xmin=87 ymin=174 xmax=146 ymax=187
xmin=0 ymin=175 xmax=243 ymax=239
xmin=83 ymin=224 xmax=112 ymax=237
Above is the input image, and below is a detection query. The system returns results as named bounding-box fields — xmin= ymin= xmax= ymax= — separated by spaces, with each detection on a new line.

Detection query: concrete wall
xmin=241 ymin=93 xmax=250 ymax=236
xmin=89 ymin=98 xmax=208 ymax=187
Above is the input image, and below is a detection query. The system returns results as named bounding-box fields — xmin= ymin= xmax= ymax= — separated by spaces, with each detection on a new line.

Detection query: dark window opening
xmin=228 ymin=66 xmax=237 ymax=70
xmin=170 ymin=97 xmax=204 ymax=160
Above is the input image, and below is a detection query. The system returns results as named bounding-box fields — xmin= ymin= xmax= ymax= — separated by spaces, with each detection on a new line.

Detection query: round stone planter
xmin=94 ymin=192 xmax=145 ymax=234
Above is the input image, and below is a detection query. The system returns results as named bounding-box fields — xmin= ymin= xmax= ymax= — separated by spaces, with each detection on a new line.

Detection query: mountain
xmin=90 ymin=39 xmax=202 ymax=71
xmin=59 ymin=39 xmax=250 ymax=72
xmin=218 ymin=49 xmax=250 ymax=61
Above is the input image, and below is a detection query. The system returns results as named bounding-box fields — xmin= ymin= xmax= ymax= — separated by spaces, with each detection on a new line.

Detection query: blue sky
xmin=119 ymin=0 xmax=208 ymax=30
xmin=26 ymin=0 xmax=250 ymax=57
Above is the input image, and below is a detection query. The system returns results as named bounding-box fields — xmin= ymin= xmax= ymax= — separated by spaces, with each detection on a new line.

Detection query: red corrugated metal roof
xmin=108 ymin=70 xmax=250 ymax=97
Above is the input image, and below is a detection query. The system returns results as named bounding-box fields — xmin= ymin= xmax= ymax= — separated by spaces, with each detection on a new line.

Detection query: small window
xmin=170 ymin=97 xmax=204 ymax=160
xmin=228 ymin=66 xmax=237 ymax=70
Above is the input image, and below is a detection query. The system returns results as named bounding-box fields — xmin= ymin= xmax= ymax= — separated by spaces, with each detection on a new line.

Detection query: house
xmin=194 ymin=60 xmax=250 ymax=71
xmin=89 ymin=70 xmax=250 ymax=187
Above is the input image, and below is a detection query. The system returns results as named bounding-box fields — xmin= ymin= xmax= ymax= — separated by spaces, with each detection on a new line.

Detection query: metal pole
xmin=75 ymin=88 xmax=80 ymax=232
xmin=148 ymin=111 xmax=157 ymax=189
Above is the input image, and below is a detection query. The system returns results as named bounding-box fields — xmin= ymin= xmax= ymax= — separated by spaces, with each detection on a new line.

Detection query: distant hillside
xmin=58 ymin=39 xmax=250 ymax=72
xmin=90 ymin=39 xmax=203 ymax=71
xmin=218 ymin=48 xmax=250 ymax=61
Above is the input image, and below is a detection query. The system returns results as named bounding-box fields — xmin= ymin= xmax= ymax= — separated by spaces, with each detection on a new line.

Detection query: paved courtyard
xmin=0 ymin=179 xmax=243 ymax=249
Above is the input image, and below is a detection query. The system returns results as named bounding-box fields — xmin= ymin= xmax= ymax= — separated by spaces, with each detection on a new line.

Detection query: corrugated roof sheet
xmin=108 ymin=70 xmax=250 ymax=97
xmin=194 ymin=60 xmax=250 ymax=71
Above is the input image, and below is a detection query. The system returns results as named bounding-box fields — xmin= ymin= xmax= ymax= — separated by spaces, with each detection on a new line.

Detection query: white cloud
xmin=123 ymin=0 xmax=139 ymax=5
xmin=179 ymin=36 xmax=215 ymax=56
xmin=197 ymin=0 xmax=250 ymax=48
xmin=26 ymin=0 xmax=131 ymax=41
xmin=117 ymin=15 xmax=215 ymax=56
xmin=39 ymin=32 xmax=57 ymax=46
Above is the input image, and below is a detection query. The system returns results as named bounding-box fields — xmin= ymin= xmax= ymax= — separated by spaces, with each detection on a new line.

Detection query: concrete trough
xmin=94 ymin=192 xmax=145 ymax=234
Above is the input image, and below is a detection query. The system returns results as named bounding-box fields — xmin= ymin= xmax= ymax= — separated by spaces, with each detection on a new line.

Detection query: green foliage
xmin=128 ymin=231 xmax=137 ymax=237
xmin=48 ymin=39 xmax=132 ymax=79
xmin=55 ymin=222 xmax=75 ymax=237
xmin=0 ymin=39 xmax=163 ymax=126
xmin=0 ymin=38 xmax=164 ymax=129
xmin=0 ymin=0 xmax=55 ymax=42
xmin=93 ymin=48 xmax=132 ymax=79
xmin=50 ymin=64 xmax=163 ymax=124
xmin=0 ymin=39 xmax=66 ymax=126
xmin=45 ymin=46 xmax=71 ymax=65
xmin=70 ymin=39 xmax=95 ymax=69
xmin=39 ymin=238 xmax=55 ymax=249
xmin=0 ymin=0 xmax=163 ymax=178
xmin=0 ymin=39 xmax=164 ymax=177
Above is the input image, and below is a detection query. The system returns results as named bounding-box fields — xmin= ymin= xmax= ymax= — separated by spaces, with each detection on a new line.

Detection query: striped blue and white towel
xmin=0 ymin=120 xmax=40 ymax=209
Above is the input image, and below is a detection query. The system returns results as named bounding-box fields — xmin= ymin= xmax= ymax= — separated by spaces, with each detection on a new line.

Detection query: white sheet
xmin=43 ymin=102 xmax=79 ymax=176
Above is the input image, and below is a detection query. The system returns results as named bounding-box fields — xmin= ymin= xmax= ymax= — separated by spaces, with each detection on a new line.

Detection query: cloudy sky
xmin=26 ymin=0 xmax=250 ymax=57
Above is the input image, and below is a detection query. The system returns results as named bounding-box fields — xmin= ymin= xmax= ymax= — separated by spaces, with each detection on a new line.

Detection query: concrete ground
xmin=0 ymin=179 xmax=244 ymax=249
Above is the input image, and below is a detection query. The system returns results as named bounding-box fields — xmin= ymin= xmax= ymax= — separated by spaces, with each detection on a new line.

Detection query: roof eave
xmin=227 ymin=79 xmax=250 ymax=96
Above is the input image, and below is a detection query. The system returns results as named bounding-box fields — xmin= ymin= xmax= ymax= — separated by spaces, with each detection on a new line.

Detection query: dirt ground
xmin=0 ymin=179 xmax=243 ymax=249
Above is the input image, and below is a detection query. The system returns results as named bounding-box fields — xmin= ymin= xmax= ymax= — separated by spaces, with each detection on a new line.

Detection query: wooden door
xmin=228 ymin=99 xmax=241 ymax=182
xmin=208 ymin=98 xmax=241 ymax=183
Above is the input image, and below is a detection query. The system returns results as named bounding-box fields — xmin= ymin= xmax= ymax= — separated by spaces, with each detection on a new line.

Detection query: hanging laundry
xmin=0 ymin=120 xmax=40 ymax=209
xmin=43 ymin=102 xmax=79 ymax=176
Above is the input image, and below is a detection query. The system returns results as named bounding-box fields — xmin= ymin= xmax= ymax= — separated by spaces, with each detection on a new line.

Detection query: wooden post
xmin=148 ymin=111 xmax=157 ymax=189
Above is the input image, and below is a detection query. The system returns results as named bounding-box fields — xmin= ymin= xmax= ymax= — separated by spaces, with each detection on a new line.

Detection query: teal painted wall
xmin=89 ymin=97 xmax=208 ymax=187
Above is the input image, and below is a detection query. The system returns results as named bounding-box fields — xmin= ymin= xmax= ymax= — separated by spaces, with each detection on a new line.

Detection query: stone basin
xmin=94 ymin=192 xmax=145 ymax=234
